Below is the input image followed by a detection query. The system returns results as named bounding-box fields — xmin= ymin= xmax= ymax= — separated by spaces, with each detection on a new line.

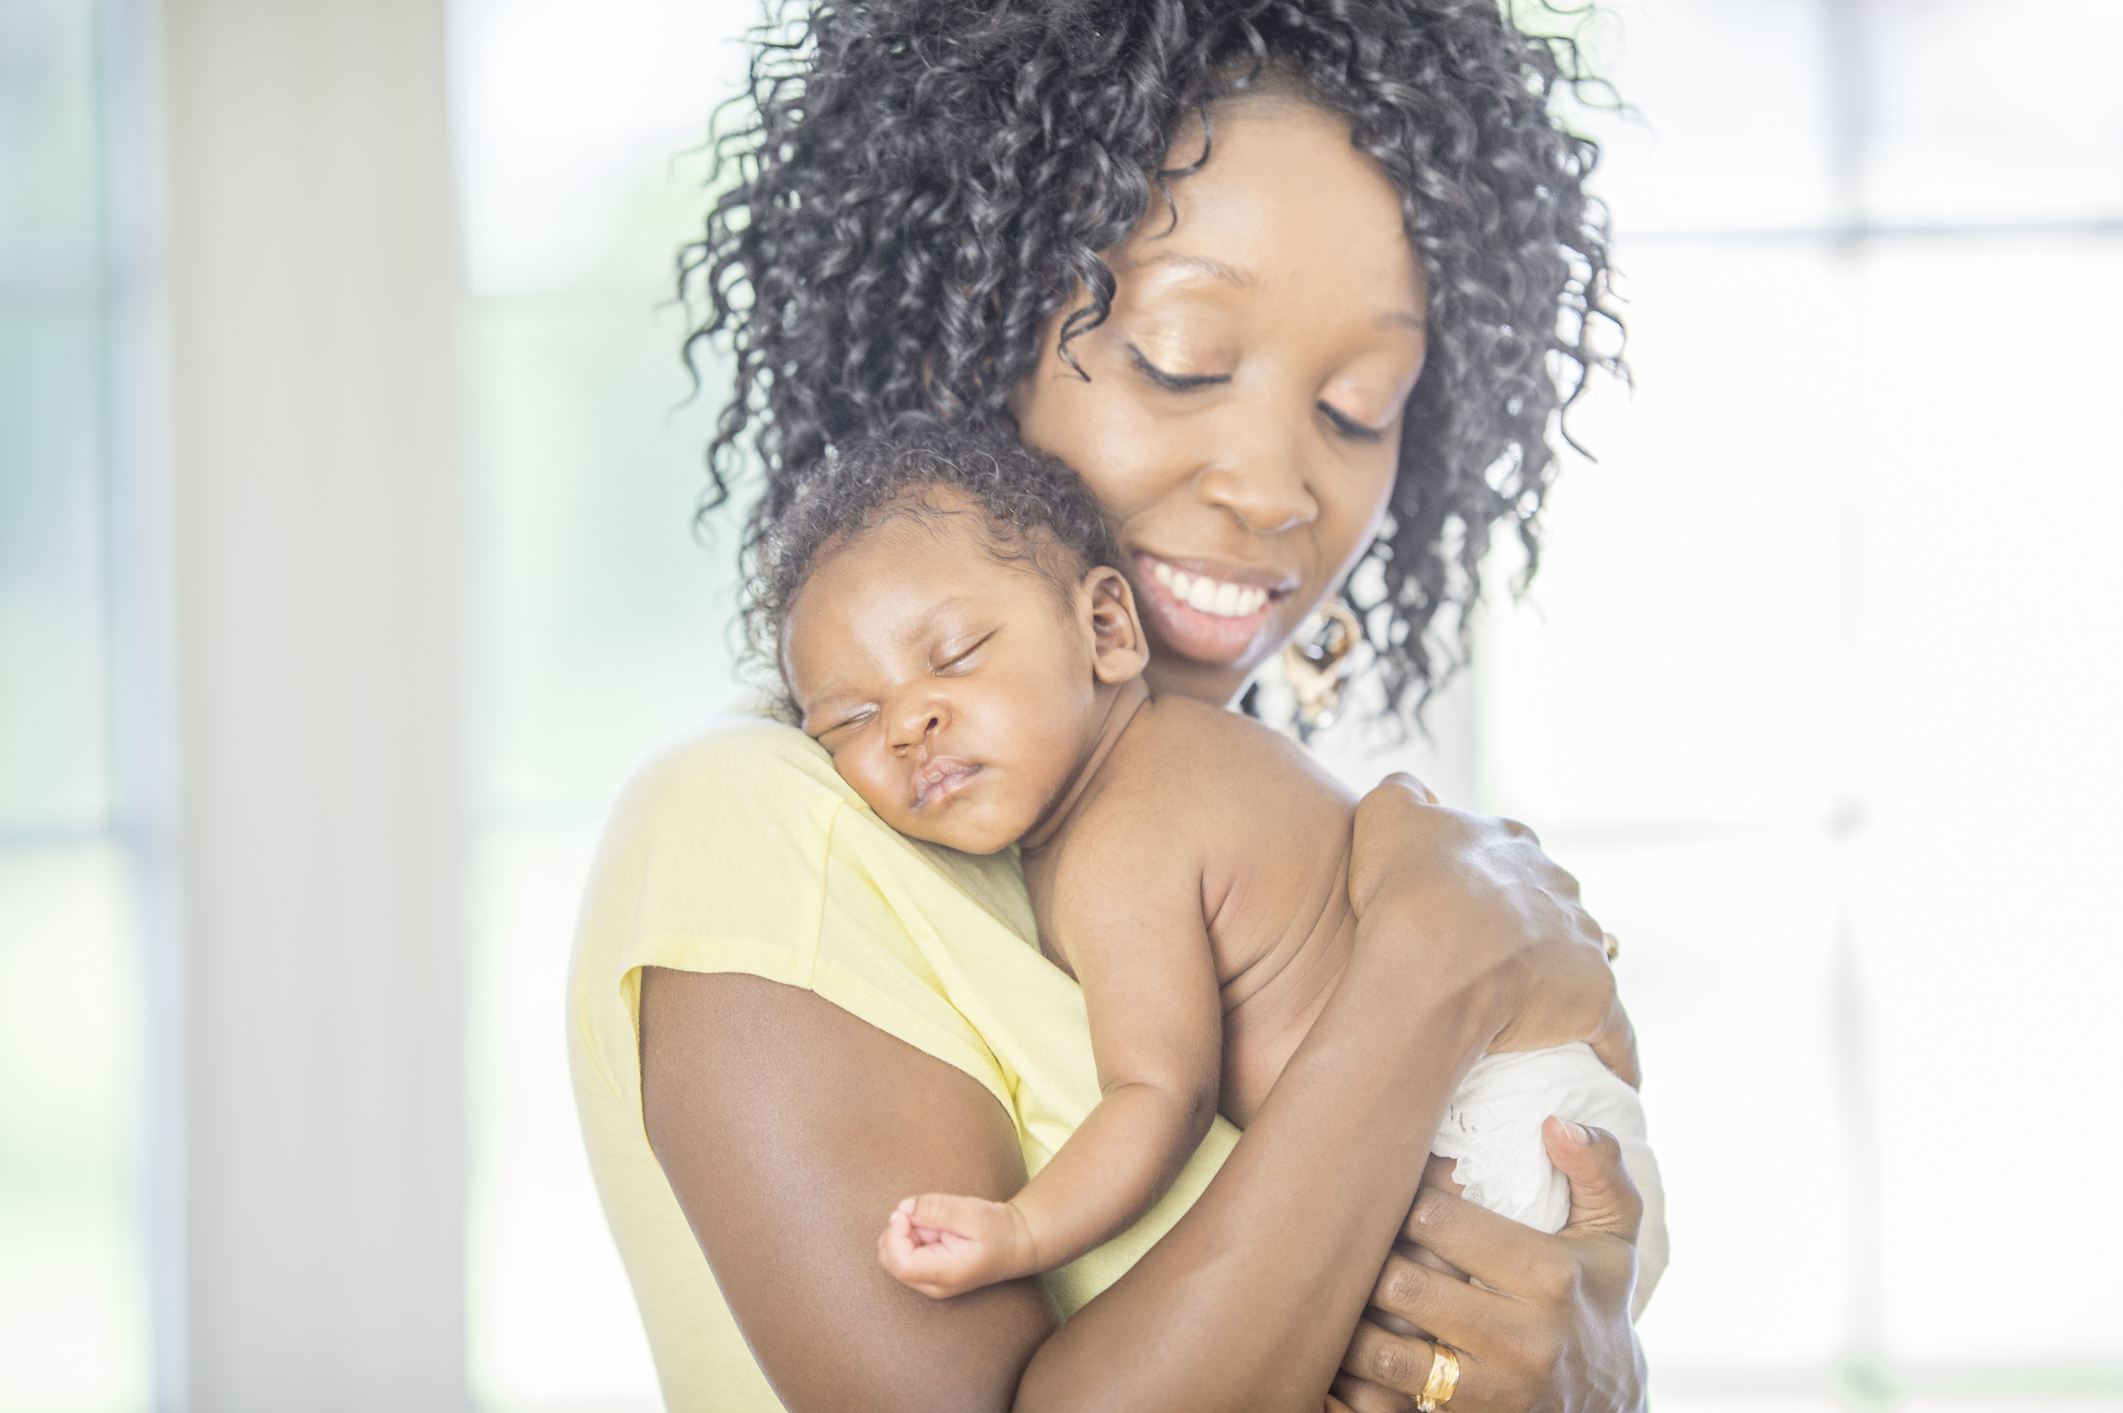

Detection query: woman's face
xmin=1009 ymin=94 xmax=1428 ymax=707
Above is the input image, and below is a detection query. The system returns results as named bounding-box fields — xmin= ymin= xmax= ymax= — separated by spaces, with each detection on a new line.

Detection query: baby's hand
xmin=876 ymin=1192 xmax=1038 ymax=1299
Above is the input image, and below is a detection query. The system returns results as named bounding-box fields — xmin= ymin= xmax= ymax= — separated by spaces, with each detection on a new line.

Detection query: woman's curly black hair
xmin=746 ymin=418 xmax=1121 ymax=671
xmin=683 ymin=0 xmax=1623 ymax=720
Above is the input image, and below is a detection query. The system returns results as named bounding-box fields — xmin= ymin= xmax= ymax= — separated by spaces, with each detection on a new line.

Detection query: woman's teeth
xmin=1149 ymin=562 xmax=1270 ymax=618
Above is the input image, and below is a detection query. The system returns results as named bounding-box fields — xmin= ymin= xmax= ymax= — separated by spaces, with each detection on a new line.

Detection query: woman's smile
xmin=1132 ymin=552 xmax=1290 ymax=664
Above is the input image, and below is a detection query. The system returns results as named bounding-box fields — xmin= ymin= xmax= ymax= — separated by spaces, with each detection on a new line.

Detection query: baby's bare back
xmin=1021 ymin=695 xmax=1360 ymax=1126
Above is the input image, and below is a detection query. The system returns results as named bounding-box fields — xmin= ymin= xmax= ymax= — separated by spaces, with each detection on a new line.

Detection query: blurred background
xmin=2 ymin=0 xmax=2118 ymax=1409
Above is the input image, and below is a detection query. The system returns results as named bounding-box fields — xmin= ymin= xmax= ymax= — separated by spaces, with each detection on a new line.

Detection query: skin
xmin=642 ymin=93 xmax=1647 ymax=1411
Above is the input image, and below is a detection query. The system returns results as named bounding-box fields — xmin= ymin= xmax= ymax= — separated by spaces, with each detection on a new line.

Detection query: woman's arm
xmin=643 ymin=776 xmax=1627 ymax=1412
xmin=1330 ymin=779 xmax=1648 ymax=1412
xmin=641 ymin=968 xmax=1055 ymax=1412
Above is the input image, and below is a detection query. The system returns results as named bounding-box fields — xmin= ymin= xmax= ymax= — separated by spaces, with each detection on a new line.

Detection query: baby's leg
xmin=876 ymin=1192 xmax=1038 ymax=1299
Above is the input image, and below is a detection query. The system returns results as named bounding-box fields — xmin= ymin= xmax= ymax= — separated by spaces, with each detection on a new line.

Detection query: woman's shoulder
xmin=585 ymin=705 xmax=1035 ymax=968
xmin=577 ymin=710 xmax=863 ymax=943
xmin=597 ymin=707 xmax=866 ymax=849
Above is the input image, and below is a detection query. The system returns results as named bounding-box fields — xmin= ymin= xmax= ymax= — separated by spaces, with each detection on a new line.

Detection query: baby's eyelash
xmin=813 ymin=706 xmax=874 ymax=743
xmin=935 ymin=631 xmax=997 ymax=672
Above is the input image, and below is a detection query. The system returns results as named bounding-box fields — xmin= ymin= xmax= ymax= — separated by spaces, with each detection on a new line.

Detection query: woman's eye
xmin=1128 ymin=345 xmax=1230 ymax=392
xmin=1319 ymin=401 xmax=1387 ymax=444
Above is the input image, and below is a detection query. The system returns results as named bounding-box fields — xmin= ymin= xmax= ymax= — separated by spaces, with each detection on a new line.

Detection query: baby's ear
xmin=1082 ymin=566 xmax=1148 ymax=685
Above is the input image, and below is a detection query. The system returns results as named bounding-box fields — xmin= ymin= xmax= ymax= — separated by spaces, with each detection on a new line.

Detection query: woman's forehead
xmin=1116 ymin=98 xmax=1426 ymax=317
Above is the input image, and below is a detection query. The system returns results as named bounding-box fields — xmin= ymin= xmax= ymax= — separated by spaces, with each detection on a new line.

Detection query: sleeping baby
xmin=754 ymin=427 xmax=1667 ymax=1315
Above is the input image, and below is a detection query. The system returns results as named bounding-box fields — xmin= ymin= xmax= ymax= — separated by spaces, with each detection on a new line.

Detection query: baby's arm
xmin=879 ymin=835 xmax=1222 ymax=1299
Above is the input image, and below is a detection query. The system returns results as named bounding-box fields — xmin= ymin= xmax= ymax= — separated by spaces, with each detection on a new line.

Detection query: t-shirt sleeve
xmin=577 ymin=714 xmax=1013 ymax=1115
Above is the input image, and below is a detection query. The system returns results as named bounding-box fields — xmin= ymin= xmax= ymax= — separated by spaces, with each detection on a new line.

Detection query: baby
xmin=758 ymin=428 xmax=1667 ymax=1311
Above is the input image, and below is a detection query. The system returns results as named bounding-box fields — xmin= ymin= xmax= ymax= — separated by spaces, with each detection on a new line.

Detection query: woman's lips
xmin=1132 ymin=553 xmax=1290 ymax=666
xmin=910 ymin=758 xmax=981 ymax=811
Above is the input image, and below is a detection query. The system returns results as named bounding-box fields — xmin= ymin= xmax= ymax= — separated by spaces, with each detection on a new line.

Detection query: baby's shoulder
xmin=1095 ymin=696 xmax=1356 ymax=826
xmin=1138 ymin=696 xmax=1345 ymax=783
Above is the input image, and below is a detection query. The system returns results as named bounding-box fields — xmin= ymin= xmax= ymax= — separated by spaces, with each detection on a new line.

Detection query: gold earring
xmin=1282 ymin=600 xmax=1363 ymax=731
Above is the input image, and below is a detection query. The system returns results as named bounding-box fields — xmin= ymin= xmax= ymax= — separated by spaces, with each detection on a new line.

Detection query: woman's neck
xmin=1018 ymin=675 xmax=1153 ymax=854
xmin=1142 ymin=652 xmax=1246 ymax=710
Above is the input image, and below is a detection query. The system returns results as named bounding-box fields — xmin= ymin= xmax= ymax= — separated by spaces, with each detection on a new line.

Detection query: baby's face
xmin=781 ymin=510 xmax=1111 ymax=854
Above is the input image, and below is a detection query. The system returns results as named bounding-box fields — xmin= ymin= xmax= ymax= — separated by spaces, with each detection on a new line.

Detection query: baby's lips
xmin=909 ymin=757 xmax=982 ymax=810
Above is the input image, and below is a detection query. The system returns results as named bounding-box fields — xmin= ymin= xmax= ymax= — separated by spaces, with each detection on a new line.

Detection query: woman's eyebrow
xmin=1124 ymin=251 xmax=1256 ymax=287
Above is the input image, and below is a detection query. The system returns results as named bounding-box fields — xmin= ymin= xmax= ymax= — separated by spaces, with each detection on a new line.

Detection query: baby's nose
xmin=888 ymin=698 xmax=950 ymax=751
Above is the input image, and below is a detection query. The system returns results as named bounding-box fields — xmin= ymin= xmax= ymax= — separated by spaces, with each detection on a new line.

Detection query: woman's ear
xmin=1081 ymin=566 xmax=1149 ymax=685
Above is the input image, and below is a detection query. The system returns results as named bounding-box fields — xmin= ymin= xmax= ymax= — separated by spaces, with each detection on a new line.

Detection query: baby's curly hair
xmin=747 ymin=419 xmax=1121 ymax=672
xmin=686 ymin=0 xmax=1623 ymax=719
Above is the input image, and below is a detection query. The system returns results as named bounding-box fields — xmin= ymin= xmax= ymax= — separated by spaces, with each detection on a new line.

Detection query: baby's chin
xmin=883 ymin=802 xmax=1027 ymax=857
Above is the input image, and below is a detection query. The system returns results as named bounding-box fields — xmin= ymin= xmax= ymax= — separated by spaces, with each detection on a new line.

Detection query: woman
xmin=569 ymin=2 xmax=1644 ymax=1408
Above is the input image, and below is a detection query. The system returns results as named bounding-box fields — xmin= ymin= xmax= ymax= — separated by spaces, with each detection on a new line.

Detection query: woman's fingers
xmin=1588 ymin=994 xmax=1642 ymax=1089
xmin=1397 ymin=1188 xmax=1590 ymax=1309
xmin=1375 ymin=1169 xmax=1647 ymax=1411
xmin=1376 ymin=770 xmax=1439 ymax=805
xmin=1366 ymin=1242 xmax=1513 ymax=1351
xmin=1340 ymin=1313 xmax=1440 ymax=1393
xmin=1331 ymin=1367 xmax=1420 ymax=1412
xmin=1385 ymin=1133 xmax=1641 ymax=1322
xmin=1339 ymin=1320 xmax=1515 ymax=1413
xmin=1544 ymin=1119 xmax=1645 ymax=1239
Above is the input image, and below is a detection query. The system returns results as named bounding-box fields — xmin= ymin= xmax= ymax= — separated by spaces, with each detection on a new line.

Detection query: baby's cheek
xmin=835 ymin=757 xmax=906 ymax=825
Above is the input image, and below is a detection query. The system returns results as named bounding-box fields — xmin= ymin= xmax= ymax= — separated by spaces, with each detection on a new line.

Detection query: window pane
xmin=1477 ymin=244 xmax=1849 ymax=829
xmin=0 ymin=0 xmax=112 ymax=833
xmin=1863 ymin=0 xmax=2123 ymax=229
xmin=1849 ymin=240 xmax=2123 ymax=1363
xmin=1555 ymin=0 xmax=1838 ymax=237
xmin=0 ymin=846 xmax=148 ymax=1413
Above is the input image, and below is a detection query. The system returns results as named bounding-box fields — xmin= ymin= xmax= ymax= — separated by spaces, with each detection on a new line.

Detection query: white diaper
xmin=1431 ymin=1043 xmax=1668 ymax=1320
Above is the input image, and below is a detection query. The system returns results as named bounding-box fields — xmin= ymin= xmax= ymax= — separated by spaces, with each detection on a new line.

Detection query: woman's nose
xmin=1194 ymin=409 xmax=1320 ymax=535
xmin=887 ymin=696 xmax=949 ymax=753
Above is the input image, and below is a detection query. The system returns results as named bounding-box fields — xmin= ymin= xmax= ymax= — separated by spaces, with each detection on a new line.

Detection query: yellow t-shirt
xmin=567 ymin=713 xmax=1240 ymax=1411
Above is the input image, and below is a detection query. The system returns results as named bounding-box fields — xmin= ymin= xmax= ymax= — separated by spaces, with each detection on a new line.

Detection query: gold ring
xmin=1415 ymin=1342 xmax=1460 ymax=1411
xmin=1602 ymin=931 xmax=1621 ymax=962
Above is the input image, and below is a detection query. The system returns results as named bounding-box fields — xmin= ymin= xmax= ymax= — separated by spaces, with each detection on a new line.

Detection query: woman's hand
xmin=1349 ymin=774 xmax=1639 ymax=1086
xmin=1332 ymin=1122 xmax=1647 ymax=1413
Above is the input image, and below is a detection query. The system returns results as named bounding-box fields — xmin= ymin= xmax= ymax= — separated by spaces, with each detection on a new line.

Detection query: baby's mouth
xmin=910 ymin=758 xmax=981 ymax=811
